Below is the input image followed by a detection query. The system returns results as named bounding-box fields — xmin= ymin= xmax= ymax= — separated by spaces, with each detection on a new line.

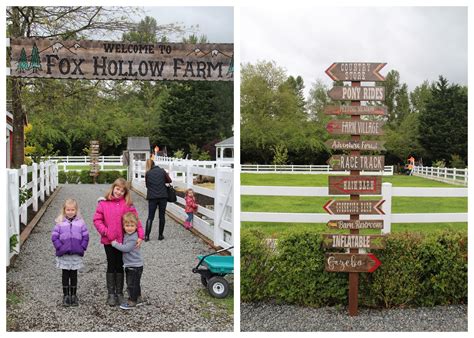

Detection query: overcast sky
xmin=241 ymin=6 xmax=467 ymax=98
xmin=143 ymin=6 xmax=233 ymax=43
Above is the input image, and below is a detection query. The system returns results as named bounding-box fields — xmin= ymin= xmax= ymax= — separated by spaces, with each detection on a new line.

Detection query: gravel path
xmin=241 ymin=302 xmax=467 ymax=332
xmin=7 ymin=184 xmax=233 ymax=332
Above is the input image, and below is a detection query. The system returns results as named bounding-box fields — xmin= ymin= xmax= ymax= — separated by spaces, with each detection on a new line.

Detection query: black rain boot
xmin=115 ymin=272 xmax=125 ymax=306
xmin=158 ymin=222 xmax=165 ymax=240
xmin=145 ymin=219 xmax=153 ymax=242
xmin=62 ymin=286 xmax=71 ymax=307
xmin=70 ymin=286 xmax=78 ymax=306
xmin=106 ymin=273 xmax=116 ymax=306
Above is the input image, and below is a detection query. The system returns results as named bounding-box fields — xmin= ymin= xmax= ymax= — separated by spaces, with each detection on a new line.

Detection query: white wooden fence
xmin=6 ymin=160 xmax=59 ymax=266
xmin=131 ymin=158 xmax=234 ymax=250
xmin=45 ymin=155 xmax=124 ymax=172
xmin=242 ymin=164 xmax=394 ymax=176
xmin=241 ymin=183 xmax=467 ymax=234
xmin=413 ymin=165 xmax=468 ymax=185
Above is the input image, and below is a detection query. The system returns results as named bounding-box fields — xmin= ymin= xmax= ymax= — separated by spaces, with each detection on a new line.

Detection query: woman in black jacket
xmin=144 ymin=159 xmax=172 ymax=241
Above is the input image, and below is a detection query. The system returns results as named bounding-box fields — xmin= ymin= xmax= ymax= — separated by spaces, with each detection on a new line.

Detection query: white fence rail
xmin=242 ymin=164 xmax=394 ymax=176
xmin=413 ymin=165 xmax=468 ymax=185
xmin=131 ymin=158 xmax=234 ymax=250
xmin=241 ymin=183 xmax=467 ymax=234
xmin=7 ymin=160 xmax=59 ymax=266
xmin=45 ymin=155 xmax=124 ymax=172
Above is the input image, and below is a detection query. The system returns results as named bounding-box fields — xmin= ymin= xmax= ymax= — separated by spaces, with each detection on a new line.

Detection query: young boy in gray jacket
xmin=112 ymin=212 xmax=144 ymax=310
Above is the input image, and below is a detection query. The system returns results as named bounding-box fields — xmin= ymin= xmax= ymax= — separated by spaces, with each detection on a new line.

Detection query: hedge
xmin=241 ymin=229 xmax=467 ymax=308
xmin=58 ymin=170 xmax=127 ymax=184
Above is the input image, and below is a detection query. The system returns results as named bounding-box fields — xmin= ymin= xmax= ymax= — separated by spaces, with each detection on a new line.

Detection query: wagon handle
xmin=194 ymin=246 xmax=234 ymax=270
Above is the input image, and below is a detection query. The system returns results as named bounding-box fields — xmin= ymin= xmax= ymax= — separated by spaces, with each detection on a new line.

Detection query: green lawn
xmin=241 ymin=173 xmax=467 ymax=236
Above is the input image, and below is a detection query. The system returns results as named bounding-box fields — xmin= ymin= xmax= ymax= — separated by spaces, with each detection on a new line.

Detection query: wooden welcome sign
xmin=10 ymin=38 xmax=234 ymax=81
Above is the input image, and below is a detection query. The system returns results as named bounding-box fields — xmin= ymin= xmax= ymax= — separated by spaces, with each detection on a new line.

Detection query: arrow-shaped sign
xmin=325 ymin=62 xmax=386 ymax=82
xmin=328 ymin=175 xmax=382 ymax=195
xmin=325 ymin=253 xmax=382 ymax=273
xmin=324 ymin=105 xmax=388 ymax=116
xmin=326 ymin=120 xmax=384 ymax=136
xmin=327 ymin=219 xmax=384 ymax=230
xmin=327 ymin=155 xmax=385 ymax=171
xmin=322 ymin=234 xmax=386 ymax=249
xmin=323 ymin=199 xmax=385 ymax=215
xmin=328 ymin=86 xmax=385 ymax=101
xmin=325 ymin=140 xmax=386 ymax=151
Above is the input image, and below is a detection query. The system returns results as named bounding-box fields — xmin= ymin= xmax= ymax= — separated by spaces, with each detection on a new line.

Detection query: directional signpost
xmin=324 ymin=105 xmax=388 ymax=116
xmin=328 ymin=86 xmax=385 ymax=101
xmin=325 ymin=253 xmax=382 ymax=273
xmin=325 ymin=62 xmax=386 ymax=82
xmin=323 ymin=61 xmax=387 ymax=316
xmin=328 ymin=176 xmax=382 ymax=195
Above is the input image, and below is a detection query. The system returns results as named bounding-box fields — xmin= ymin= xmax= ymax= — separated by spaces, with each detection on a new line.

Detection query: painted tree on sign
xmin=17 ymin=48 xmax=29 ymax=72
xmin=29 ymin=43 xmax=42 ymax=73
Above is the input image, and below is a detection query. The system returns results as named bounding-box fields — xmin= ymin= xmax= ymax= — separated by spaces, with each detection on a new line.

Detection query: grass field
xmin=241 ymin=173 xmax=467 ymax=235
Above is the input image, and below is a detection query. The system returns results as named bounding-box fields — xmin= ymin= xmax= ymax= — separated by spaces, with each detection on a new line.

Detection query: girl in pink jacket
xmin=93 ymin=178 xmax=144 ymax=306
xmin=184 ymin=188 xmax=198 ymax=229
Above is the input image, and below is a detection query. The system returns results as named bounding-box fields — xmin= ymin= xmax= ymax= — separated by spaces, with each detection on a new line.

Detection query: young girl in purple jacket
xmin=51 ymin=199 xmax=89 ymax=307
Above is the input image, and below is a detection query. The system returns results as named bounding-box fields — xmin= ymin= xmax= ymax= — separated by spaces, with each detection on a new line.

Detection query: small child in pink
xmin=184 ymin=188 xmax=198 ymax=229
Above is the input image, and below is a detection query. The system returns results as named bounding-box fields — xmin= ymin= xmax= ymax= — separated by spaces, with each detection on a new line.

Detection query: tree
xmin=6 ymin=6 xmax=185 ymax=167
xmin=418 ymin=76 xmax=467 ymax=165
xmin=241 ymin=61 xmax=325 ymax=164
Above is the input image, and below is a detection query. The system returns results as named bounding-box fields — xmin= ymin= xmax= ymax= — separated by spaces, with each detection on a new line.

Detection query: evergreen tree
xmin=17 ymin=47 xmax=29 ymax=72
xmin=418 ymin=76 xmax=467 ymax=165
xmin=29 ymin=43 xmax=42 ymax=73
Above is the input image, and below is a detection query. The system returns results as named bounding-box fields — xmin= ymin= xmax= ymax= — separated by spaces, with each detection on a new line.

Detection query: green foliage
xmin=10 ymin=234 xmax=19 ymax=253
xmin=241 ymin=230 xmax=467 ymax=308
xmin=450 ymin=154 xmax=466 ymax=169
xmin=432 ymin=159 xmax=446 ymax=168
xmin=268 ymin=231 xmax=347 ymax=306
xmin=173 ymin=149 xmax=185 ymax=159
xmin=240 ymin=230 xmax=274 ymax=302
xmin=418 ymin=76 xmax=467 ymax=165
xmin=271 ymin=144 xmax=288 ymax=165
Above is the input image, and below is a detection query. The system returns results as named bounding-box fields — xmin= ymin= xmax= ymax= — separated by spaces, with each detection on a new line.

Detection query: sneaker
xmin=136 ymin=296 xmax=146 ymax=306
xmin=120 ymin=301 xmax=137 ymax=310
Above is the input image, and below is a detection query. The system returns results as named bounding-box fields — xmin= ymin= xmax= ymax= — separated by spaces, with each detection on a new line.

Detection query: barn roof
xmin=127 ymin=137 xmax=150 ymax=151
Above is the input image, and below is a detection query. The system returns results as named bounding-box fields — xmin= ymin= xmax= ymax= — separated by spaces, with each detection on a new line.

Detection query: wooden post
xmin=349 ymin=80 xmax=361 ymax=317
xmin=39 ymin=161 xmax=45 ymax=202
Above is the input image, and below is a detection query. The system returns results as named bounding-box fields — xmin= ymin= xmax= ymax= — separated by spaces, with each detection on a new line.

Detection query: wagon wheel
xmin=207 ymin=276 xmax=229 ymax=298
xmin=201 ymin=275 xmax=208 ymax=287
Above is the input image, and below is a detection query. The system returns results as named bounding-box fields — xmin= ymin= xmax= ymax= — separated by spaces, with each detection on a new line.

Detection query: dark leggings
xmin=62 ymin=269 xmax=78 ymax=287
xmin=147 ymin=198 xmax=168 ymax=228
xmin=104 ymin=245 xmax=123 ymax=273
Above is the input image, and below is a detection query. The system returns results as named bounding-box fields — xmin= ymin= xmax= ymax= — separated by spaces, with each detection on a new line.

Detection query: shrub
xmin=240 ymin=229 xmax=274 ymax=302
xmin=241 ymin=230 xmax=467 ymax=308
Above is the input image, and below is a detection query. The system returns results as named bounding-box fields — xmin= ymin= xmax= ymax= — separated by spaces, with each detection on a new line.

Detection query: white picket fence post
xmin=381 ymin=183 xmax=392 ymax=234
xmin=7 ymin=169 xmax=20 ymax=266
xmin=39 ymin=161 xmax=45 ymax=202
xmin=32 ymin=163 xmax=38 ymax=212
xmin=20 ymin=164 xmax=28 ymax=225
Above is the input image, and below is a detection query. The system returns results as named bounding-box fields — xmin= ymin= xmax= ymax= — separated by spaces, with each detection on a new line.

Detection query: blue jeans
xmin=186 ymin=212 xmax=194 ymax=223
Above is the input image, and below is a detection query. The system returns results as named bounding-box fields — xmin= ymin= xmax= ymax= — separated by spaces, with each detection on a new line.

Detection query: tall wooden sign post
xmin=324 ymin=62 xmax=387 ymax=316
xmin=90 ymin=140 xmax=100 ymax=184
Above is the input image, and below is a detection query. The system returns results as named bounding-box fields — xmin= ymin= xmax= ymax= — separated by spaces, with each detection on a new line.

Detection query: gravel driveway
xmin=7 ymin=184 xmax=233 ymax=332
xmin=241 ymin=302 xmax=467 ymax=332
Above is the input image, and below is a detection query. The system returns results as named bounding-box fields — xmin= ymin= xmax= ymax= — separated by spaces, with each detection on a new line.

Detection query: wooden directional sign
xmin=322 ymin=234 xmax=386 ymax=249
xmin=325 ymin=253 xmax=382 ymax=273
xmin=323 ymin=199 xmax=385 ymax=215
xmin=328 ymin=176 xmax=382 ymax=195
xmin=325 ymin=140 xmax=385 ymax=151
xmin=328 ymin=86 xmax=385 ymax=101
xmin=326 ymin=120 xmax=384 ymax=136
xmin=327 ymin=219 xmax=384 ymax=230
xmin=324 ymin=105 xmax=387 ymax=116
xmin=327 ymin=155 xmax=385 ymax=171
xmin=325 ymin=62 xmax=386 ymax=82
